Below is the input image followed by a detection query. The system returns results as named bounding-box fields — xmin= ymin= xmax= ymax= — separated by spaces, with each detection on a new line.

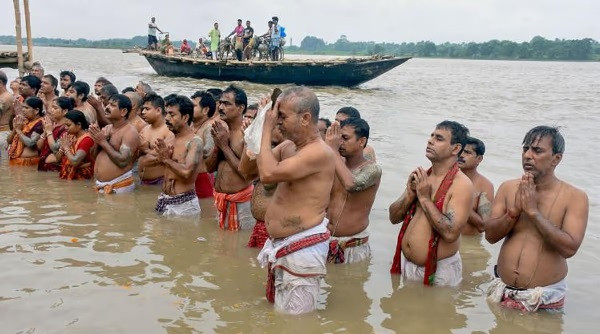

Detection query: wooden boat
xmin=138 ymin=51 xmax=410 ymax=87
xmin=0 ymin=51 xmax=28 ymax=69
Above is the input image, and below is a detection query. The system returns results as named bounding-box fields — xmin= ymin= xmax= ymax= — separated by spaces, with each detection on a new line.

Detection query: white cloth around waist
xmin=401 ymin=251 xmax=462 ymax=287
xmin=487 ymin=276 xmax=567 ymax=312
xmin=95 ymin=170 xmax=135 ymax=194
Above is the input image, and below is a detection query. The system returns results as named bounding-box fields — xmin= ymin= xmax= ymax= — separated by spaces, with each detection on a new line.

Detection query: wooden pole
xmin=24 ymin=0 xmax=33 ymax=62
xmin=13 ymin=0 xmax=24 ymax=76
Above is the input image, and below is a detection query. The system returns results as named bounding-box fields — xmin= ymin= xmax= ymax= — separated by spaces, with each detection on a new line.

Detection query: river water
xmin=0 ymin=46 xmax=598 ymax=333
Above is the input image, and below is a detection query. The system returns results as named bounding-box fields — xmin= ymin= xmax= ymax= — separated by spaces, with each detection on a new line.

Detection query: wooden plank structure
xmin=139 ymin=51 xmax=411 ymax=87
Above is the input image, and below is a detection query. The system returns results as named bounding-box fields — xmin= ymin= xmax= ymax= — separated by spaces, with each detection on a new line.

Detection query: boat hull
xmin=140 ymin=52 xmax=410 ymax=87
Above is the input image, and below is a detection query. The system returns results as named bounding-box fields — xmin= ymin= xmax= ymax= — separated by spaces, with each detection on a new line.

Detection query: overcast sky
xmin=1 ymin=0 xmax=598 ymax=44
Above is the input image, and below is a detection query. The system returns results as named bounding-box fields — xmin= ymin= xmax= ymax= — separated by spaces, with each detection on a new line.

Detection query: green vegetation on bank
xmin=1 ymin=35 xmax=599 ymax=61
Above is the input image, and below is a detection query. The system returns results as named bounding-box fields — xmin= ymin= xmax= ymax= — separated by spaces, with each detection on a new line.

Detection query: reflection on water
xmin=1 ymin=46 xmax=599 ymax=333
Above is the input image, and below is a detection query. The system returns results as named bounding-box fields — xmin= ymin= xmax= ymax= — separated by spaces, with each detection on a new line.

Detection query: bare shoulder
xmin=562 ymin=181 xmax=589 ymax=204
xmin=497 ymin=178 xmax=520 ymax=192
xmin=139 ymin=124 xmax=150 ymax=136
xmin=279 ymin=140 xmax=296 ymax=159
xmin=453 ymin=171 xmax=474 ymax=191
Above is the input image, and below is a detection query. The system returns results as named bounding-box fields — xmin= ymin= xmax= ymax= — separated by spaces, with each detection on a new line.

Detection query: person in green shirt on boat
xmin=208 ymin=22 xmax=220 ymax=60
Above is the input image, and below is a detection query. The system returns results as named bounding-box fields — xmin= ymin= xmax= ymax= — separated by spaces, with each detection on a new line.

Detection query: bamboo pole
xmin=23 ymin=0 xmax=33 ymax=62
xmin=13 ymin=0 xmax=24 ymax=76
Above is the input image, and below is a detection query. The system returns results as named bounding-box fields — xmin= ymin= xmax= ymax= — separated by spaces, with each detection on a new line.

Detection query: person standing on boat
xmin=485 ymin=126 xmax=588 ymax=312
xmin=208 ymin=22 xmax=220 ymax=61
xmin=227 ymin=19 xmax=245 ymax=61
xmin=147 ymin=17 xmax=163 ymax=51
xmin=270 ymin=16 xmax=281 ymax=61
xmin=242 ymin=20 xmax=254 ymax=60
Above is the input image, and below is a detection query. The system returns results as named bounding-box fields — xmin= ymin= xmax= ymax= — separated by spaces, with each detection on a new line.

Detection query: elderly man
xmin=256 ymin=86 xmax=336 ymax=314
xmin=485 ymin=126 xmax=588 ymax=312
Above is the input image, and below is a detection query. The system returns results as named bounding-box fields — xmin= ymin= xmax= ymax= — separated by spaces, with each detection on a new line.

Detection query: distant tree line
xmin=1 ymin=35 xmax=599 ymax=61
xmin=293 ymin=35 xmax=600 ymax=61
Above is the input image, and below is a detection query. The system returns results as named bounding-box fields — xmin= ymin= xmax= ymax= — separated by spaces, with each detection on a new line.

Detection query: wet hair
xmin=100 ymin=84 xmax=119 ymax=97
xmin=222 ymin=85 xmax=247 ymax=113
xmin=59 ymin=71 xmax=76 ymax=83
xmin=121 ymin=87 xmax=135 ymax=93
xmin=336 ymin=106 xmax=361 ymax=119
xmin=465 ymin=136 xmax=485 ymax=156
xmin=341 ymin=117 xmax=370 ymax=147
xmin=95 ymin=77 xmax=112 ymax=85
xmin=109 ymin=94 xmax=133 ymax=118
xmin=0 ymin=70 xmax=7 ymax=85
xmin=436 ymin=120 xmax=470 ymax=154
xmin=21 ymin=75 xmax=42 ymax=94
xmin=69 ymin=81 xmax=90 ymax=101
xmin=246 ymin=103 xmax=259 ymax=111
xmin=56 ymin=96 xmax=75 ymax=111
xmin=165 ymin=94 xmax=194 ymax=125
xmin=142 ymin=93 xmax=165 ymax=115
xmin=25 ymin=96 xmax=44 ymax=116
xmin=138 ymin=82 xmax=152 ymax=94
xmin=522 ymin=125 xmax=565 ymax=155
xmin=191 ymin=91 xmax=216 ymax=117
xmin=65 ymin=110 xmax=90 ymax=130
xmin=279 ymin=86 xmax=320 ymax=124
xmin=43 ymin=74 xmax=58 ymax=89
xmin=319 ymin=118 xmax=331 ymax=128
xmin=206 ymin=88 xmax=222 ymax=100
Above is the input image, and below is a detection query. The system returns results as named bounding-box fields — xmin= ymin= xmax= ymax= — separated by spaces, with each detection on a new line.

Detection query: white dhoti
xmin=258 ymin=218 xmax=330 ymax=315
xmin=155 ymin=190 xmax=201 ymax=216
xmin=487 ymin=277 xmax=567 ymax=312
xmin=329 ymin=229 xmax=371 ymax=264
xmin=95 ymin=170 xmax=135 ymax=194
xmin=401 ymin=251 xmax=462 ymax=287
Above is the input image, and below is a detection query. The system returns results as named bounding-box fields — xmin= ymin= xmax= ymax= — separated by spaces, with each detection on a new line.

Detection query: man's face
xmin=19 ymin=81 xmax=34 ymax=97
xmin=100 ymin=90 xmax=111 ymax=107
xmin=214 ymin=23 xmax=218 ymax=29
xmin=94 ymin=82 xmax=104 ymax=95
xmin=277 ymin=99 xmax=302 ymax=141
xmin=66 ymin=86 xmax=81 ymax=102
xmin=32 ymin=67 xmax=43 ymax=79
xmin=165 ymin=105 xmax=188 ymax=133
xmin=339 ymin=125 xmax=363 ymax=157
xmin=218 ymin=92 xmax=243 ymax=123
xmin=141 ymin=101 xmax=162 ymax=124
xmin=192 ymin=97 xmax=208 ymax=122
xmin=426 ymin=127 xmax=456 ymax=162
xmin=237 ymin=20 xmax=242 ymax=26
xmin=458 ymin=144 xmax=481 ymax=170
xmin=246 ymin=21 xmax=251 ymax=28
xmin=105 ymin=99 xmax=124 ymax=122
xmin=10 ymin=79 xmax=20 ymax=92
xmin=243 ymin=108 xmax=257 ymax=122
xmin=522 ymin=136 xmax=560 ymax=179
xmin=151 ymin=17 xmax=155 ymax=23
xmin=335 ymin=113 xmax=348 ymax=123
xmin=60 ymin=75 xmax=72 ymax=90
xmin=317 ymin=120 xmax=328 ymax=140
xmin=40 ymin=77 xmax=54 ymax=94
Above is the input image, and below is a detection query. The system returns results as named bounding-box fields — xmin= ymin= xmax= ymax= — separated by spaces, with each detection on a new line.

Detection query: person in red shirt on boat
xmin=58 ymin=110 xmax=95 ymax=180
xmin=180 ymin=39 xmax=192 ymax=55
xmin=6 ymin=96 xmax=44 ymax=166
xmin=388 ymin=121 xmax=473 ymax=287
xmin=485 ymin=126 xmax=588 ymax=312
xmin=37 ymin=96 xmax=72 ymax=172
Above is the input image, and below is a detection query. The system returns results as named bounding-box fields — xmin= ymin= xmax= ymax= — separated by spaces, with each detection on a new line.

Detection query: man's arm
xmin=87 ymin=96 xmax=109 ymax=128
xmin=484 ymin=181 xmax=518 ymax=244
xmin=160 ymin=137 xmax=203 ymax=180
xmin=97 ymin=128 xmax=139 ymax=168
xmin=333 ymin=156 xmax=381 ymax=193
xmin=239 ymin=144 xmax=259 ymax=181
xmin=416 ymin=171 xmax=473 ymax=243
xmin=522 ymin=179 xmax=588 ymax=258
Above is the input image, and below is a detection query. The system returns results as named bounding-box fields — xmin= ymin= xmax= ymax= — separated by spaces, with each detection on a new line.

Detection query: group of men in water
xmin=148 ymin=16 xmax=284 ymax=61
xmin=0 ymin=65 xmax=589 ymax=315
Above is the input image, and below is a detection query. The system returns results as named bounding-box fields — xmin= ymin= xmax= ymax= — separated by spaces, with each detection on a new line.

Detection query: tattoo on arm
xmin=477 ymin=193 xmax=492 ymax=220
xmin=117 ymin=144 xmax=132 ymax=168
xmin=349 ymin=164 xmax=381 ymax=192
xmin=437 ymin=209 xmax=456 ymax=233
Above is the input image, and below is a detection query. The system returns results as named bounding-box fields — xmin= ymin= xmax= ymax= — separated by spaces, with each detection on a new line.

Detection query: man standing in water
xmin=39 ymin=75 xmax=58 ymax=111
xmin=66 ymin=81 xmax=96 ymax=124
xmin=138 ymin=93 xmax=173 ymax=185
xmin=257 ymin=86 xmax=335 ymax=314
xmin=458 ymin=136 xmax=494 ymax=235
xmin=325 ymin=118 xmax=381 ymax=264
xmin=124 ymin=91 xmax=147 ymax=133
xmin=389 ymin=121 xmax=473 ymax=286
xmin=485 ymin=126 xmax=588 ymax=312
xmin=153 ymin=95 xmax=202 ymax=216
xmin=0 ymin=70 xmax=13 ymax=153
xmin=59 ymin=71 xmax=76 ymax=96
xmin=190 ymin=91 xmax=216 ymax=199
xmin=89 ymin=94 xmax=139 ymax=194
xmin=335 ymin=107 xmax=376 ymax=161
xmin=207 ymin=85 xmax=255 ymax=230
